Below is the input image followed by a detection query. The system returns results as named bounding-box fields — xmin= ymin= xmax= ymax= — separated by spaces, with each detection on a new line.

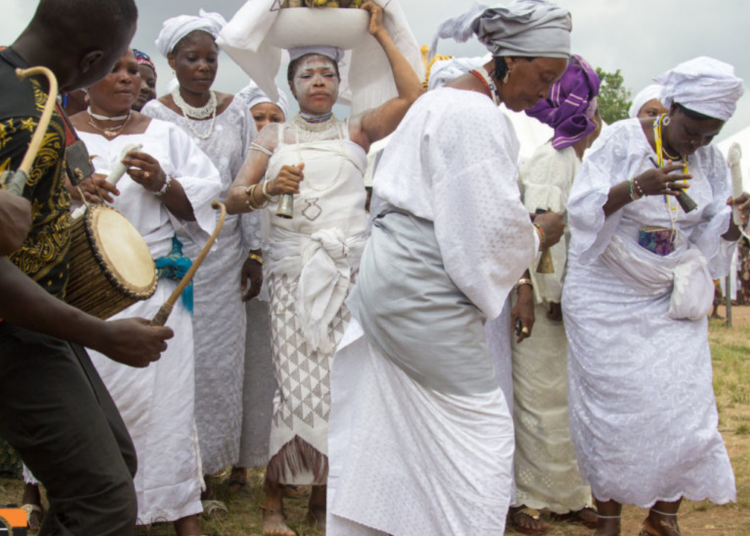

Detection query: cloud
xmin=3 ymin=0 xmax=748 ymax=140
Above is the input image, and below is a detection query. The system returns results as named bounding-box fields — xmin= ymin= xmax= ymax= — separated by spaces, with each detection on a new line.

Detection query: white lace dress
xmin=562 ymin=119 xmax=737 ymax=508
xmin=142 ymin=97 xmax=260 ymax=475
xmin=511 ymin=142 xmax=591 ymax=513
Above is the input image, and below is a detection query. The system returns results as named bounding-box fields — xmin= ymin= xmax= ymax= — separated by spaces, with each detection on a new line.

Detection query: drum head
xmin=88 ymin=206 xmax=157 ymax=295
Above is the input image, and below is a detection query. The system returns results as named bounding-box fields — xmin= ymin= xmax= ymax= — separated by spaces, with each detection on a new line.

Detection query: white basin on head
xmin=265 ymin=7 xmax=370 ymax=50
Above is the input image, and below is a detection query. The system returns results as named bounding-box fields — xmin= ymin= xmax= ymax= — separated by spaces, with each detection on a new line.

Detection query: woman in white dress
xmin=142 ymin=11 xmax=260 ymax=514
xmin=225 ymin=4 xmax=422 ymax=534
xmin=506 ymin=55 xmax=602 ymax=534
xmin=563 ymin=57 xmax=745 ymax=536
xmin=325 ymin=2 xmax=570 ymax=535
xmin=71 ymin=49 xmax=221 ymax=536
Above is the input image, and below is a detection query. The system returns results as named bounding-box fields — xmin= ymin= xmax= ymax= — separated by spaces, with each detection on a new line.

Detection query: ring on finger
xmin=521 ymin=326 xmax=529 ymax=334
xmin=144 ymin=171 xmax=150 ymax=179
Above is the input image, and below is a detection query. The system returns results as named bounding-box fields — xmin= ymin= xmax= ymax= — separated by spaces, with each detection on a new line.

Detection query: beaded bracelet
xmin=154 ymin=175 xmax=173 ymax=198
xmin=533 ymin=223 xmax=546 ymax=250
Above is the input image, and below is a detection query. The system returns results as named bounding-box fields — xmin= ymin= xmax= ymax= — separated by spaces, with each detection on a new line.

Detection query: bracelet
xmin=154 ymin=175 xmax=173 ymax=198
xmin=515 ymin=277 xmax=533 ymax=291
xmin=245 ymin=184 xmax=269 ymax=210
xmin=633 ymin=176 xmax=645 ymax=199
xmin=533 ymin=223 xmax=546 ymax=250
xmin=262 ymin=180 xmax=279 ymax=203
xmin=248 ymin=252 xmax=264 ymax=265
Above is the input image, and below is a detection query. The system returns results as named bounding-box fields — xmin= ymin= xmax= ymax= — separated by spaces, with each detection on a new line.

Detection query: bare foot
xmin=305 ymin=485 xmax=326 ymax=531
xmin=174 ymin=513 xmax=202 ymax=536
xmin=262 ymin=507 xmax=295 ymax=536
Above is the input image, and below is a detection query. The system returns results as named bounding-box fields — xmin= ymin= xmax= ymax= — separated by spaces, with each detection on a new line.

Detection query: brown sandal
xmin=548 ymin=507 xmax=598 ymax=529
xmin=507 ymin=507 xmax=549 ymax=535
xmin=639 ymin=515 xmax=683 ymax=536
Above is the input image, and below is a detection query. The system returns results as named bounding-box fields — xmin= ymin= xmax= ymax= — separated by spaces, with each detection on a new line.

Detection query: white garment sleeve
xmin=690 ymin=145 xmax=735 ymax=279
xmin=162 ymin=123 xmax=222 ymax=244
xmin=520 ymin=144 xmax=577 ymax=303
xmin=567 ymin=122 xmax=633 ymax=265
xmin=429 ymin=106 xmax=538 ymax=320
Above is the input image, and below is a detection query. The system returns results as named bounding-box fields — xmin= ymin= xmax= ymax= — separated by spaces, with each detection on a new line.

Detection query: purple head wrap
xmin=525 ymin=55 xmax=600 ymax=150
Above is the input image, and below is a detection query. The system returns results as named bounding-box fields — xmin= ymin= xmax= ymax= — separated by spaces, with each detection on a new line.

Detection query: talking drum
xmin=66 ymin=205 xmax=158 ymax=319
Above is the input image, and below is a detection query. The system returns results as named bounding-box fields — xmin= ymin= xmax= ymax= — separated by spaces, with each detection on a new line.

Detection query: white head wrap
xmin=237 ymin=79 xmax=289 ymax=120
xmin=156 ymin=9 xmax=227 ymax=58
xmin=656 ymin=57 xmax=745 ymax=121
xmin=628 ymin=84 xmax=664 ymax=119
xmin=430 ymin=0 xmax=571 ymax=62
xmin=427 ymin=55 xmax=488 ymax=91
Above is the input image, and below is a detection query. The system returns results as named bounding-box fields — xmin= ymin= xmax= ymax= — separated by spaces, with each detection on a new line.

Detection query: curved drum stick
xmin=2 ymin=67 xmax=59 ymax=196
xmin=150 ymin=200 xmax=227 ymax=327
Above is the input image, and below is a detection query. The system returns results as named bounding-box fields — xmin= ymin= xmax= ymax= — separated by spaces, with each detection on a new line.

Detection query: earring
xmin=503 ymin=70 xmax=510 ymax=85
xmin=663 ymin=115 xmax=671 ymax=126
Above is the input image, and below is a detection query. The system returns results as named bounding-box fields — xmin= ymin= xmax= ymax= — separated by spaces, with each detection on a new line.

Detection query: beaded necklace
xmin=469 ymin=67 xmax=501 ymax=106
xmin=653 ymin=113 xmax=686 ymax=232
xmin=172 ymin=86 xmax=217 ymax=140
xmin=300 ymin=111 xmax=333 ymax=124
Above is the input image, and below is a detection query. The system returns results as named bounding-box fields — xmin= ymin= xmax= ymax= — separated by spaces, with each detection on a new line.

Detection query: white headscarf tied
xmin=237 ymin=79 xmax=290 ymax=120
xmin=628 ymin=84 xmax=663 ymax=119
xmin=656 ymin=57 xmax=745 ymax=122
xmin=430 ymin=0 xmax=571 ymax=62
xmin=156 ymin=9 xmax=227 ymax=58
xmin=427 ymin=55 xmax=488 ymax=91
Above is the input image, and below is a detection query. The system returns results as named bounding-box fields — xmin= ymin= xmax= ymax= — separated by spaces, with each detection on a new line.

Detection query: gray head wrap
xmin=430 ymin=0 xmax=571 ymax=62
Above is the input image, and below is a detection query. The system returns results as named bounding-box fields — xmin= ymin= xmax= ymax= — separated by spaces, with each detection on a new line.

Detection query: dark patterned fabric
xmin=0 ymin=47 xmax=71 ymax=299
xmin=0 ymin=437 xmax=22 ymax=479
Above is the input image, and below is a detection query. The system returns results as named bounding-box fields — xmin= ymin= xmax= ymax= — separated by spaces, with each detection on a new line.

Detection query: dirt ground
xmin=1 ymin=307 xmax=749 ymax=535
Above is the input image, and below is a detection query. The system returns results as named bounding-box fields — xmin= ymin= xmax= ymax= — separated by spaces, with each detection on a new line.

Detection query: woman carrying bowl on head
xmin=225 ymin=2 xmax=422 ymax=534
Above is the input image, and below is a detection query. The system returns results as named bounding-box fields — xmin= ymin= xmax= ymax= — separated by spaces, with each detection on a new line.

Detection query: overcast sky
xmin=3 ymin=0 xmax=749 ymax=141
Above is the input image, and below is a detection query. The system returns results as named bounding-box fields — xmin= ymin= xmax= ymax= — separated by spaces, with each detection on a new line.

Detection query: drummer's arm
xmin=226 ymin=125 xmax=276 ymax=215
xmin=351 ymin=2 xmax=423 ymax=149
xmin=158 ymin=178 xmax=195 ymax=222
xmin=0 ymin=191 xmax=31 ymax=255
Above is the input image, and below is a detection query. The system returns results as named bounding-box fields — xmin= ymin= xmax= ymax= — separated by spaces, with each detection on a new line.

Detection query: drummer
xmin=70 ymin=48 xmax=222 ymax=535
xmin=225 ymin=2 xmax=422 ymax=534
xmin=0 ymin=0 xmax=175 ymax=534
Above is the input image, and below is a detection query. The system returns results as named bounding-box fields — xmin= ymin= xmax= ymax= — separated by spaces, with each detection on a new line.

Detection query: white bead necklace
xmin=87 ymin=107 xmax=129 ymax=121
xmin=171 ymin=86 xmax=217 ymax=140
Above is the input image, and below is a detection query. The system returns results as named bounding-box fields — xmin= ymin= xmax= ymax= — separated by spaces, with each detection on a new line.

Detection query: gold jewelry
xmin=503 ymin=69 xmax=510 ymax=84
xmin=515 ymin=277 xmax=533 ymax=291
xmin=521 ymin=326 xmax=530 ymax=334
xmin=245 ymin=184 xmax=269 ymax=210
xmin=262 ymin=180 xmax=279 ymax=203
xmin=87 ymin=110 xmax=131 ymax=138
xmin=248 ymin=252 xmax=264 ymax=264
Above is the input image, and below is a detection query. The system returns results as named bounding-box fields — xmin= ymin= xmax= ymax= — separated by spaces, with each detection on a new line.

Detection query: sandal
xmin=21 ymin=503 xmax=44 ymax=532
xmin=507 ymin=507 xmax=549 ymax=535
xmin=227 ymin=478 xmax=247 ymax=493
xmin=201 ymin=499 xmax=228 ymax=518
xmin=639 ymin=514 xmax=682 ymax=536
xmin=549 ymin=506 xmax=598 ymax=529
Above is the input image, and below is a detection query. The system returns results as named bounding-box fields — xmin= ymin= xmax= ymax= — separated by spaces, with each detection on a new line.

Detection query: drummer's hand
xmin=268 ymin=163 xmax=304 ymax=196
xmin=512 ymin=284 xmax=535 ymax=343
xmin=241 ymin=252 xmax=264 ymax=302
xmin=123 ymin=150 xmax=167 ymax=193
xmin=533 ymin=211 xmax=565 ymax=249
xmin=636 ymin=161 xmax=693 ymax=197
xmin=98 ymin=317 xmax=174 ymax=368
xmin=0 ymin=190 xmax=31 ymax=255
xmin=76 ymin=173 xmax=119 ymax=204
xmin=362 ymin=1 xmax=386 ymax=38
